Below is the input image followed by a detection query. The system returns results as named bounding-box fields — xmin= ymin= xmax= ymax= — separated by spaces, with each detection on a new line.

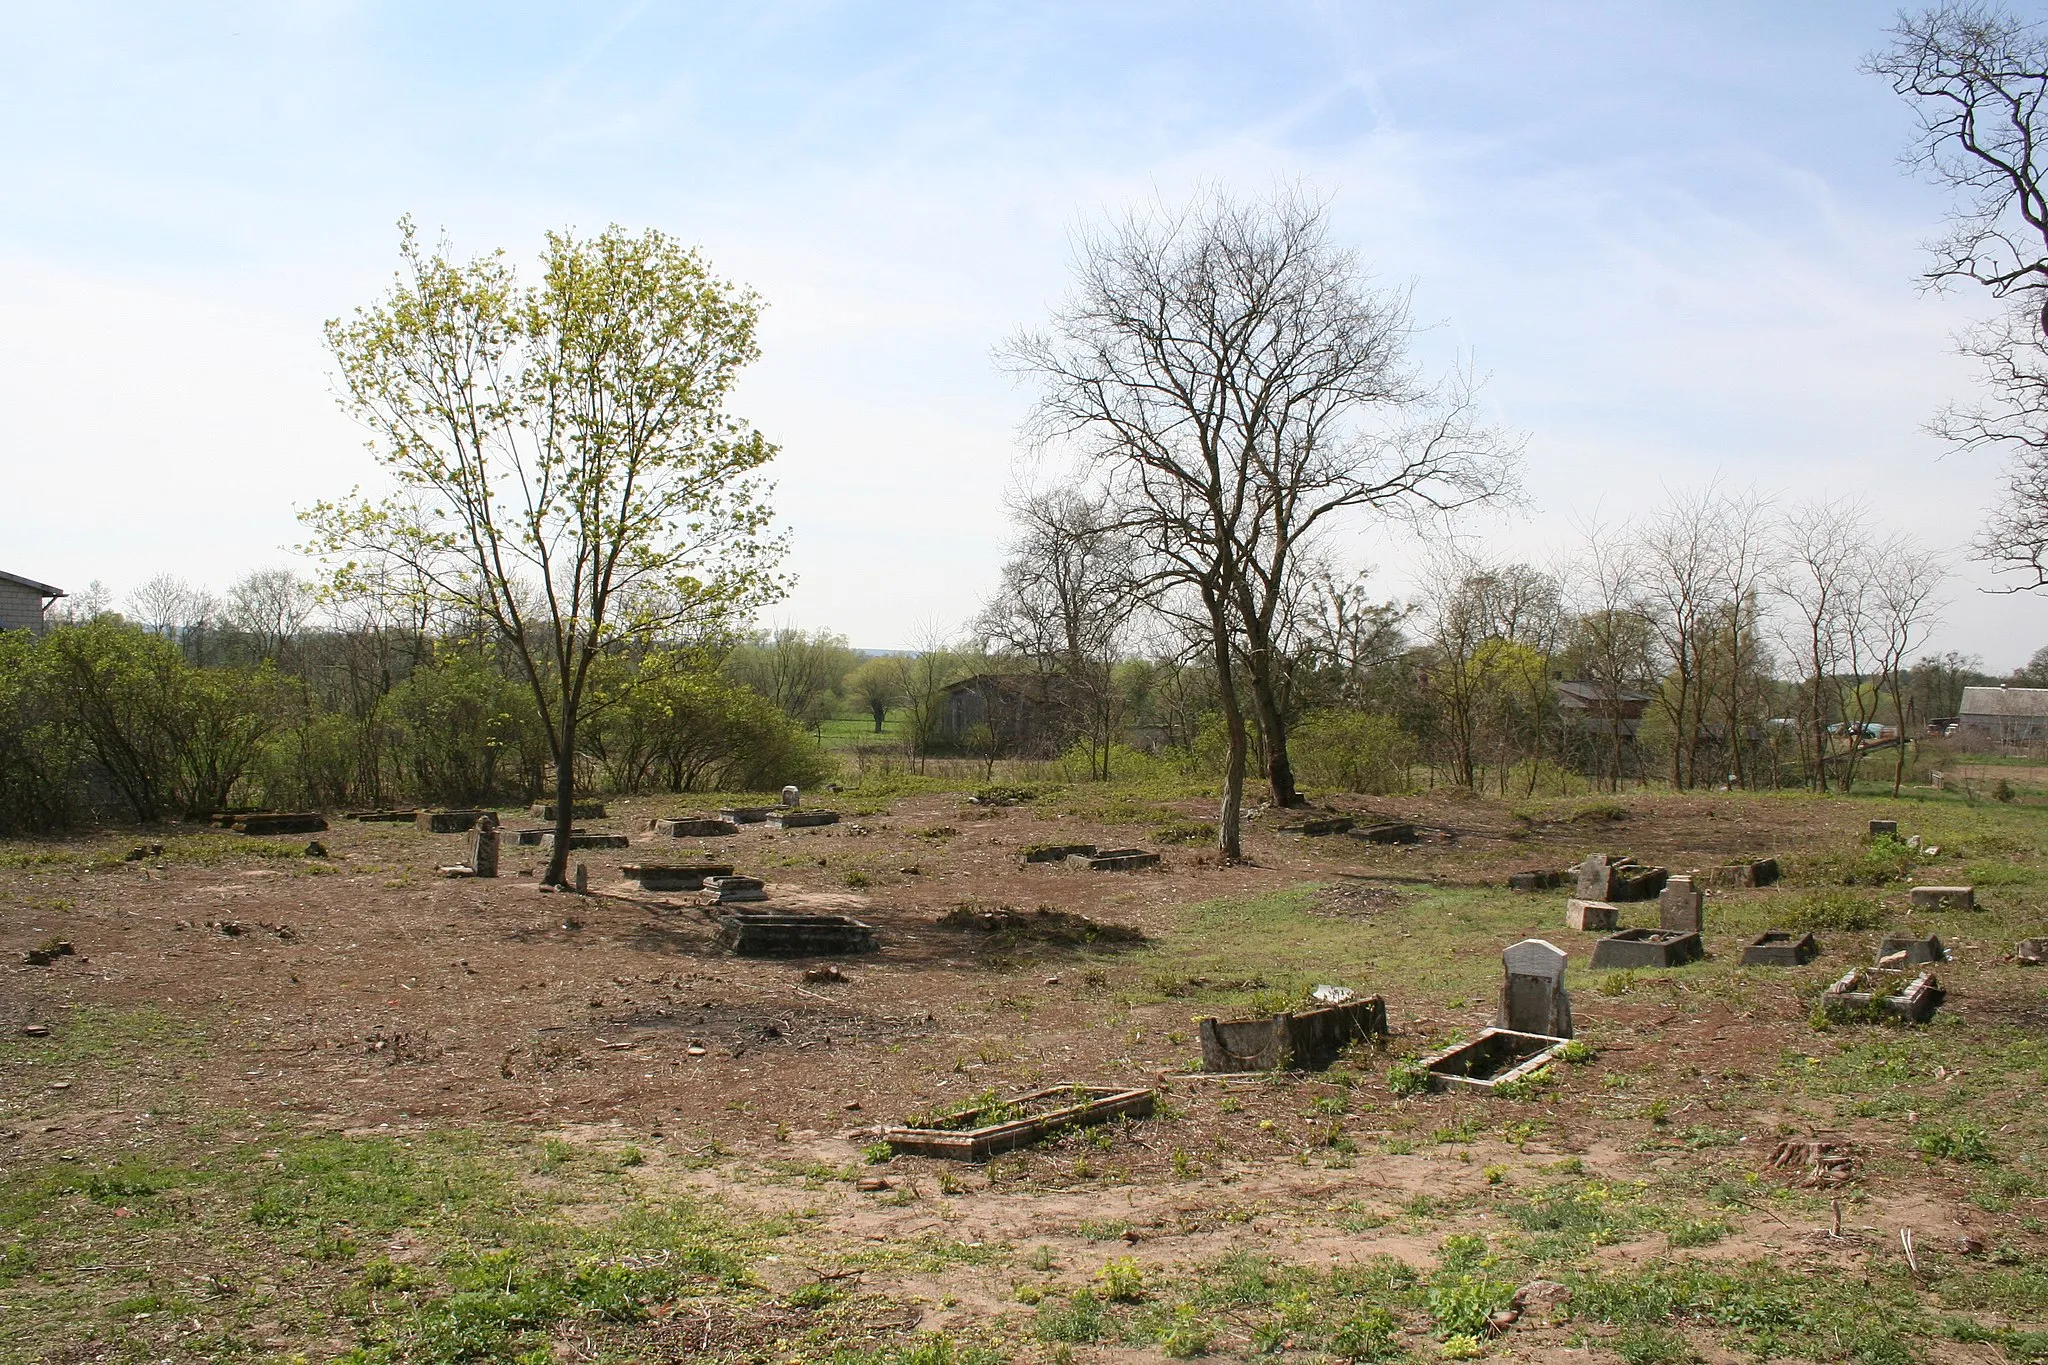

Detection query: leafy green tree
xmin=307 ymin=221 xmax=787 ymax=882
xmin=845 ymin=656 xmax=905 ymax=734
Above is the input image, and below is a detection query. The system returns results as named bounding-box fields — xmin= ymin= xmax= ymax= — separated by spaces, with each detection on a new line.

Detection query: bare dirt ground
xmin=4 ymin=785 xmax=2046 ymax=1362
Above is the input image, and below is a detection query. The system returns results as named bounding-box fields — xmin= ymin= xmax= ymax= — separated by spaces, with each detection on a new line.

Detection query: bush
xmin=1788 ymin=889 xmax=1888 ymax=933
xmin=1291 ymin=710 xmax=1415 ymax=795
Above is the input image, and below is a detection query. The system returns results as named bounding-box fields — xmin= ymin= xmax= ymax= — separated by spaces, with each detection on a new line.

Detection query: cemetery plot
xmin=1590 ymin=927 xmax=1705 ymax=970
xmin=621 ymin=863 xmax=733 ymax=892
xmin=714 ymin=911 xmax=878 ymax=956
xmin=1196 ymin=994 xmax=1387 ymax=1071
xmin=653 ymin=816 xmax=739 ymax=837
xmin=878 ymin=1084 xmax=1155 ymax=1160
xmin=1418 ymin=1028 xmax=1568 ymax=1094
xmin=1818 ymin=968 xmax=1945 ymax=1024
xmin=1741 ymin=931 xmax=1820 ymax=967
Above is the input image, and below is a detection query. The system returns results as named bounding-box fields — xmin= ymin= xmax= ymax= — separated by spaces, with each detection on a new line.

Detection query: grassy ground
xmin=3 ymin=780 xmax=2048 ymax=1361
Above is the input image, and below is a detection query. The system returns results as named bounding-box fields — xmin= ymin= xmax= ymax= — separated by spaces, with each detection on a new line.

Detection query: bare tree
xmin=1567 ymin=518 xmax=1654 ymax=791
xmin=1867 ymin=541 xmax=1949 ymax=795
xmin=1005 ymin=186 xmax=1518 ymax=855
xmin=1870 ymin=7 xmax=2048 ymax=584
xmin=977 ymin=485 xmax=1142 ymax=777
xmin=227 ymin=568 xmax=317 ymax=667
xmin=1773 ymin=499 xmax=1872 ymax=792
xmin=1637 ymin=490 xmax=1724 ymax=789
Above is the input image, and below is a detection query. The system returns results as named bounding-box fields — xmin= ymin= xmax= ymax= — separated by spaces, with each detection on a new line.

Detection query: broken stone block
xmin=1565 ymin=899 xmax=1619 ymax=932
xmin=1869 ymin=819 xmax=1898 ymax=837
xmin=1910 ymin=886 xmax=1975 ymax=911
xmin=1508 ymin=870 xmax=1565 ymax=892
xmin=1590 ymin=928 xmax=1704 ymax=970
xmin=1706 ymin=857 xmax=1780 ymax=889
xmin=1877 ymin=933 xmax=1945 ymax=966
xmin=1610 ymin=863 xmax=1669 ymax=902
xmin=654 ymin=817 xmax=739 ymax=838
xmin=1658 ymin=875 xmax=1703 ymax=935
xmin=1351 ymin=821 xmax=1418 ymax=844
xmin=1741 ymin=931 xmax=1819 ymax=967
xmin=1497 ymin=938 xmax=1573 ymax=1038
xmin=2019 ymin=937 xmax=2047 ymax=965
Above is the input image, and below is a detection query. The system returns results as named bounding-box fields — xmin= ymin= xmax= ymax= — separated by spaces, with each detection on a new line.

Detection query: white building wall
xmin=0 ymin=582 xmax=49 ymax=632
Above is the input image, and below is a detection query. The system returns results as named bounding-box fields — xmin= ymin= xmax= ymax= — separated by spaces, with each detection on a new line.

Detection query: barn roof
xmin=1959 ymin=685 xmax=2048 ymax=718
xmin=0 ymin=570 xmax=64 ymax=598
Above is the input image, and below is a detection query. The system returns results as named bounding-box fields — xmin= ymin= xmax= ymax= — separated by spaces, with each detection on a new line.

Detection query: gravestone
xmin=1877 ymin=932 xmax=1945 ymax=966
xmin=655 ymin=817 xmax=739 ymax=838
xmin=1496 ymin=938 xmax=1573 ymax=1039
xmin=781 ymin=785 xmax=801 ymax=807
xmin=1565 ymin=899 xmax=1618 ymax=931
xmin=574 ymin=863 xmax=588 ymax=894
xmin=1707 ymin=857 xmax=1780 ymax=889
xmin=1576 ymin=854 xmax=1615 ymax=900
xmin=469 ymin=813 xmax=500 ymax=878
xmin=707 ymin=875 xmax=768 ymax=904
xmin=1869 ymin=819 xmax=1898 ymax=837
xmin=1910 ymin=886 xmax=1975 ymax=911
xmin=1658 ymin=875 xmax=1703 ymax=934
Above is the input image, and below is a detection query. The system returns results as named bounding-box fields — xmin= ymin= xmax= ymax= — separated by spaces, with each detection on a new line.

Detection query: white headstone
xmin=781 ymin=785 xmax=801 ymax=808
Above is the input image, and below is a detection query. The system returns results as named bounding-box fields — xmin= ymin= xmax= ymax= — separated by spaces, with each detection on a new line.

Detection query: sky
xmin=5 ymin=1 xmax=2048 ymax=668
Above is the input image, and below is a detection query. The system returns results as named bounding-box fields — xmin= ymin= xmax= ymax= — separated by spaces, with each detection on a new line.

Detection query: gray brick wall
xmin=0 ymin=582 xmax=49 ymax=632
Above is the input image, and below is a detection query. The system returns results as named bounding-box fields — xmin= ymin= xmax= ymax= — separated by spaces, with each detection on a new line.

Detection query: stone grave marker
xmin=469 ymin=813 xmax=500 ymax=878
xmin=1869 ymin=819 xmax=1898 ymax=837
xmin=1496 ymin=938 xmax=1573 ymax=1038
xmin=1565 ymin=899 xmax=1618 ymax=932
xmin=1910 ymin=885 xmax=1975 ymax=911
xmin=781 ymin=785 xmax=801 ymax=807
xmin=1576 ymin=855 xmax=1614 ymax=900
xmin=1658 ymin=875 xmax=1703 ymax=934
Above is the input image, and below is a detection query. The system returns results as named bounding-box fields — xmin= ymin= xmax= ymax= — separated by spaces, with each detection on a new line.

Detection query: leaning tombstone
xmin=1496 ymin=938 xmax=1573 ymax=1039
xmin=1565 ymin=899 xmax=1619 ymax=932
xmin=1575 ymin=854 xmax=1615 ymax=901
xmin=1658 ymin=875 xmax=1703 ymax=935
xmin=469 ymin=814 xmax=501 ymax=879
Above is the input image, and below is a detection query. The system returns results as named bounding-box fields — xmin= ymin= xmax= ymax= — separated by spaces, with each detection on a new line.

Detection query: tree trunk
xmin=869 ymin=700 xmax=885 ymax=734
xmin=543 ymin=713 xmax=576 ymax=887
xmin=1211 ymin=617 xmax=1247 ymax=861
xmin=1247 ymin=670 xmax=1303 ymax=807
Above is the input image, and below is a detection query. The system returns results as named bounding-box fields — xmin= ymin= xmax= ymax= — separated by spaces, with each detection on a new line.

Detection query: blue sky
xmin=5 ymin=1 xmax=2045 ymax=666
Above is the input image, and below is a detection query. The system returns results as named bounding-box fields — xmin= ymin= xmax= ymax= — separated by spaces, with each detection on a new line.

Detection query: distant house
xmin=0 ymin=570 xmax=64 ymax=634
xmin=1553 ymin=679 xmax=1653 ymax=741
xmin=938 ymin=672 xmax=1083 ymax=756
xmin=1956 ymin=685 xmax=2048 ymax=745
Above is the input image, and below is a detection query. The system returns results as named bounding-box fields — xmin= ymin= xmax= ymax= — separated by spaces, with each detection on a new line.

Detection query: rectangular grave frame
xmin=715 ymin=911 xmax=878 ymax=957
xmin=1197 ymin=996 xmax=1388 ymax=1073
xmin=347 ymin=809 xmax=419 ymax=823
xmin=417 ymin=809 xmax=486 ymax=834
xmin=231 ymin=813 xmax=329 ymax=836
xmin=1278 ymin=816 xmax=1354 ymax=837
xmin=1877 ymin=932 xmax=1946 ymax=966
xmin=1022 ymin=843 xmax=1096 ymax=864
xmin=879 ymin=1085 xmax=1155 ymax=1161
xmin=1419 ymin=1028 xmax=1569 ymax=1094
xmin=1910 ymin=886 xmax=1975 ymax=911
xmin=1591 ymin=928 xmax=1704 ymax=970
xmin=1351 ymin=822 xmax=1418 ymax=845
xmin=544 ymin=832 xmax=629 ymax=850
xmin=1741 ymin=931 xmax=1819 ymax=967
xmin=1071 ymin=848 xmax=1162 ymax=872
xmin=530 ymin=801 xmax=607 ymax=820
xmin=655 ymin=817 xmax=739 ymax=838
xmin=1508 ymin=870 xmax=1566 ymax=892
xmin=1707 ymin=858 xmax=1781 ymax=889
xmin=770 ymin=809 xmax=841 ymax=829
xmin=1820 ymin=968 xmax=1943 ymax=1024
xmin=718 ymin=807 xmax=773 ymax=824
xmin=621 ymin=863 xmax=734 ymax=892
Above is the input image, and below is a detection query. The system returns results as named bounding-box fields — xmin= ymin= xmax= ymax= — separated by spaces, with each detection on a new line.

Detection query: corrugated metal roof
xmin=0 ymin=570 xmax=63 ymax=597
xmin=1959 ymin=685 xmax=2048 ymax=718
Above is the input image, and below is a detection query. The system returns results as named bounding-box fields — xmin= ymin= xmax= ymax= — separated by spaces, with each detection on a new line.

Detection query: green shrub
xmin=1291 ymin=710 xmax=1415 ymax=795
xmin=1154 ymin=818 xmax=1217 ymax=845
xmin=1388 ymin=1058 xmax=1432 ymax=1098
xmin=1913 ymin=1121 xmax=1996 ymax=1163
xmin=1788 ymin=889 xmax=1888 ymax=932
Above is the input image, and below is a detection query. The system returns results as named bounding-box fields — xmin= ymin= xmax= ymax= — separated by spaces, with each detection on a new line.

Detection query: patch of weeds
xmin=831 ymin=1332 xmax=1008 ymax=1365
xmin=1788 ymin=888 xmax=1889 ymax=932
xmin=1439 ymin=1335 xmax=1485 ymax=1360
xmin=1096 ymin=1255 xmax=1146 ymax=1302
xmin=1035 ymin=1288 xmax=1107 ymax=1343
xmin=1428 ymin=1267 xmax=1512 ymax=1335
xmin=1154 ymin=819 xmax=1217 ymax=845
xmin=1432 ymin=1115 xmax=1482 ymax=1145
xmin=1387 ymin=1058 xmax=1431 ymax=1097
xmin=1615 ymin=1324 xmax=1699 ymax=1364
xmin=1665 ymin=1218 xmax=1730 ymax=1248
xmin=844 ymin=871 xmax=872 ymax=889
xmin=1151 ymin=1303 xmax=1214 ymax=1356
xmin=1326 ymin=1305 xmax=1401 ymax=1360
xmin=1559 ymin=1039 xmax=1594 ymax=1064
xmin=861 ymin=1142 xmax=893 ymax=1165
xmin=1913 ymin=1120 xmax=1997 ymax=1164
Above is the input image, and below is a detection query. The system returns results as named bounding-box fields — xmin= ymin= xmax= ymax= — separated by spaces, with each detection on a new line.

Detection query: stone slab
xmin=1351 ymin=821 xmax=1418 ymax=845
xmin=1022 ymin=843 xmax=1096 ymax=864
xmin=1869 ymin=820 xmax=1898 ymax=837
xmin=530 ymin=801 xmax=607 ymax=820
xmin=231 ymin=813 xmax=329 ymax=836
xmin=771 ymin=809 xmax=841 ymax=829
xmin=1877 ymin=933 xmax=1945 ymax=966
xmin=715 ymin=911 xmax=877 ymax=957
xmin=417 ymin=810 xmax=485 ymax=834
xmin=1070 ymin=848 xmax=1162 ymax=872
xmin=1197 ymin=996 xmax=1388 ymax=1072
xmin=1910 ymin=885 xmax=1975 ymax=911
xmin=718 ymin=807 xmax=774 ymax=824
xmin=655 ymin=817 xmax=739 ymax=838
xmin=1565 ymin=899 xmax=1619 ymax=931
xmin=1508 ymin=870 xmax=1566 ymax=892
xmin=1741 ymin=931 xmax=1819 ymax=967
xmin=622 ymin=863 xmax=733 ymax=892
xmin=1591 ymin=928 xmax=1704 ymax=970
xmin=1278 ymin=815 xmax=1354 ymax=836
